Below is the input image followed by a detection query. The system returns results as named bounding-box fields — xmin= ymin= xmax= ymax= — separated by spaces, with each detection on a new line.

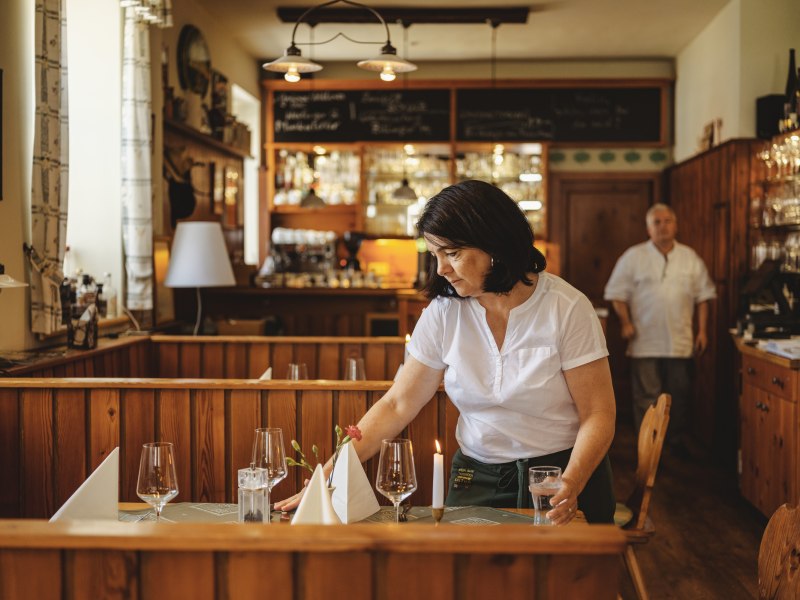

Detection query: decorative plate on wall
xmin=177 ymin=25 xmax=211 ymax=96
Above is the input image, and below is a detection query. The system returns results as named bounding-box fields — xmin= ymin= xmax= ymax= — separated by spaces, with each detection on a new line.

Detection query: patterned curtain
xmin=29 ymin=0 xmax=69 ymax=336
xmin=120 ymin=2 xmax=171 ymax=311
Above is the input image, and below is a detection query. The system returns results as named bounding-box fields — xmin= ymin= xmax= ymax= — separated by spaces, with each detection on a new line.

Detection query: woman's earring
xmin=490 ymin=257 xmax=495 ymax=268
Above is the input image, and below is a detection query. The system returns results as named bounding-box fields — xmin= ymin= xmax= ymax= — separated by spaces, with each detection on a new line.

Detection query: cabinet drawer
xmin=742 ymin=354 xmax=798 ymax=401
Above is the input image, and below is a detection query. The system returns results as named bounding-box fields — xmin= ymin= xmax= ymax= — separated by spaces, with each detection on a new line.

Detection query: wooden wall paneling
xmin=295 ymin=343 xmax=318 ymax=379
xmin=363 ymin=344 xmax=386 ymax=381
xmin=21 ymin=388 xmax=54 ymax=518
xmin=179 ymin=343 xmax=201 ymax=378
xmin=337 ymin=390 xmax=368 ymax=433
xmin=202 ymin=344 xmax=225 ymax=379
xmin=0 ymin=389 xmax=19 ymax=517
xmin=218 ymin=552 xmax=294 ymax=599
xmin=0 ymin=549 xmax=62 ymax=599
xmin=225 ymin=343 xmax=247 ymax=378
xmin=380 ymin=554 xmax=455 ymax=600
xmin=247 ymin=342 xmax=271 ymax=378
xmin=194 ymin=389 xmax=226 ymax=502
xmin=52 ymin=364 xmax=66 ymax=377
xmin=63 ymin=361 xmax=76 ymax=377
xmin=121 ymin=389 xmax=156 ymax=502
xmin=54 ymin=389 xmax=86 ymax=510
xmin=88 ymin=388 xmax=120 ymax=471
xmin=386 ymin=343 xmax=404 ymax=377
xmin=318 ymin=343 xmax=341 ymax=379
xmin=158 ymin=389 xmax=192 ymax=503
xmin=83 ymin=358 xmax=95 ymax=377
xmin=299 ymin=553 xmax=372 ymax=600
xmin=159 ymin=343 xmax=180 ymax=377
xmin=68 ymin=550 xmax=139 ymax=599
xmin=543 ymin=555 xmax=620 ymax=599
xmin=267 ymin=389 xmax=298 ymax=499
xmin=300 ymin=390 xmax=335 ymax=465
xmin=228 ymin=390 xmax=261 ymax=501
xmin=140 ymin=552 xmax=215 ymax=600
xmin=455 ymin=554 xmax=535 ymax=600
xmin=407 ymin=389 xmax=439 ymax=506
xmin=272 ymin=343 xmax=294 ymax=379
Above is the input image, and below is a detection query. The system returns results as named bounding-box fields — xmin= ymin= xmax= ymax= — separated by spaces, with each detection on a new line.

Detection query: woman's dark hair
xmin=416 ymin=180 xmax=546 ymax=299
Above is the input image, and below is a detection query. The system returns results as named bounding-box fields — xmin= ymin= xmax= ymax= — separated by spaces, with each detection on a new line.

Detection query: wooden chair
xmin=758 ymin=504 xmax=800 ymax=599
xmin=615 ymin=393 xmax=671 ymax=600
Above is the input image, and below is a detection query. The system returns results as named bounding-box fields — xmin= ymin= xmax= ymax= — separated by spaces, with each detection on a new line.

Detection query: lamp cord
xmin=291 ymin=0 xmax=392 ymax=46
xmin=193 ymin=287 xmax=202 ymax=336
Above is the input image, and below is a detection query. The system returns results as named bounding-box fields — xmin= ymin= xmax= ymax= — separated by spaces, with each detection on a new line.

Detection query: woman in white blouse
xmin=276 ymin=180 xmax=616 ymax=524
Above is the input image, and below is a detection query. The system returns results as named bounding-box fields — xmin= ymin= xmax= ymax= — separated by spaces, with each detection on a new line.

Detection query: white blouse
xmin=408 ymin=272 xmax=608 ymax=463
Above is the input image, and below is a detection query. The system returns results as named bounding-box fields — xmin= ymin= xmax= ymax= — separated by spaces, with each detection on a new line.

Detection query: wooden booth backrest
xmin=2 ymin=336 xmax=406 ymax=381
xmin=0 ymin=519 xmax=626 ymax=600
xmin=0 ymin=379 xmax=455 ymax=519
xmin=150 ymin=335 xmax=406 ymax=379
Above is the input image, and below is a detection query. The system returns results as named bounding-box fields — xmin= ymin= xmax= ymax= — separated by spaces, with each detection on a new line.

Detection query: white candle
xmin=404 ymin=333 xmax=411 ymax=363
xmin=432 ymin=440 xmax=444 ymax=508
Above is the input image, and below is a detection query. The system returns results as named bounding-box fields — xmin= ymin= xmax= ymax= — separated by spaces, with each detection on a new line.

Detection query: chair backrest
xmin=758 ymin=503 xmax=800 ymax=599
xmin=626 ymin=393 xmax=671 ymax=531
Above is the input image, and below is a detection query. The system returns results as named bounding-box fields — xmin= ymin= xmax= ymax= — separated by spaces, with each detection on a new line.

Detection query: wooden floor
xmin=610 ymin=419 xmax=766 ymax=599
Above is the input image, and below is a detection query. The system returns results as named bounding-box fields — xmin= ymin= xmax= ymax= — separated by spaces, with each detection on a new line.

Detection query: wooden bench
xmin=0 ymin=519 xmax=626 ymax=599
xmin=0 ymin=379 xmax=453 ymax=519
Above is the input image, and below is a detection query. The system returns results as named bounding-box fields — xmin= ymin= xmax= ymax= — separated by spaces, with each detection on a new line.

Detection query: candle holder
xmin=431 ymin=507 xmax=444 ymax=525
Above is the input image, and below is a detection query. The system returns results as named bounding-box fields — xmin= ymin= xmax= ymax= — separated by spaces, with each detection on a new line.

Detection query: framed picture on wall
xmin=223 ymin=166 xmax=239 ymax=228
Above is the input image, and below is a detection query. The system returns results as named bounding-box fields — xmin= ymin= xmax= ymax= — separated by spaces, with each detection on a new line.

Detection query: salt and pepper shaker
xmin=238 ymin=463 xmax=269 ymax=523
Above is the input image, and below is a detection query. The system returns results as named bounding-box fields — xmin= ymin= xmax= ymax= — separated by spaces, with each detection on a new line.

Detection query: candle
xmin=404 ymin=333 xmax=411 ymax=363
xmin=432 ymin=440 xmax=444 ymax=508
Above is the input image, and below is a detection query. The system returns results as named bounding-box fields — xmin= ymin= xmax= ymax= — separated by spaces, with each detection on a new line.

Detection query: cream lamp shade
xmin=165 ymin=222 xmax=235 ymax=288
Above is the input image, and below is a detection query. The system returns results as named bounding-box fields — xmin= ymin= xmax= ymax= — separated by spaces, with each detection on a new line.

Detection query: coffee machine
xmin=342 ymin=231 xmax=365 ymax=271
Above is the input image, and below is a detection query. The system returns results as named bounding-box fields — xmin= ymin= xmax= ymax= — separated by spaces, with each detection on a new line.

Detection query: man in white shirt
xmin=604 ymin=203 xmax=716 ymax=456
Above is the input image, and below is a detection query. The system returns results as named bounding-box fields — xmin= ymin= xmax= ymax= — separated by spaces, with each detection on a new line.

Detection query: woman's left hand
xmin=545 ymin=476 xmax=580 ymax=525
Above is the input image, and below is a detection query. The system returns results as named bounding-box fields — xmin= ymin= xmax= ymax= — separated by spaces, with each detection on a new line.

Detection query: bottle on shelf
xmin=101 ymin=272 xmax=118 ymax=318
xmin=782 ymin=48 xmax=798 ymax=132
xmin=96 ymin=283 xmax=107 ymax=318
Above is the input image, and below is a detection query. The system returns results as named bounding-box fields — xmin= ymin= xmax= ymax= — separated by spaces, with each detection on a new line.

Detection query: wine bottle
xmin=784 ymin=49 xmax=798 ymax=131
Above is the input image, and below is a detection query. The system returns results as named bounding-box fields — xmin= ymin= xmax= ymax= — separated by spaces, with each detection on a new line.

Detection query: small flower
xmin=344 ymin=425 xmax=362 ymax=442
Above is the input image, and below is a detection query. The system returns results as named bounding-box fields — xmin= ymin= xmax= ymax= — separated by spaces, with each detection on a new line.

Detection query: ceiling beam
xmin=276 ymin=7 xmax=530 ymax=26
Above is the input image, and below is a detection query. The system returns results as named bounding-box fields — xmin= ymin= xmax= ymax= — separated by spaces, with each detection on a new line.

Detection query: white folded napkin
xmin=330 ymin=443 xmax=380 ymax=523
xmin=259 ymin=367 xmax=272 ymax=380
xmin=50 ymin=447 xmax=119 ymax=521
xmin=291 ymin=463 xmax=341 ymax=525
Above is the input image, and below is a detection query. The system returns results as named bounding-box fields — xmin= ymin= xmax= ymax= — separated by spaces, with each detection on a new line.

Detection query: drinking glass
xmin=528 ymin=465 xmax=563 ymax=526
xmin=136 ymin=442 xmax=179 ymax=521
xmin=345 ymin=357 xmax=366 ymax=381
xmin=286 ymin=363 xmax=308 ymax=380
xmin=375 ymin=438 xmax=418 ymax=523
xmin=252 ymin=427 xmax=288 ymax=491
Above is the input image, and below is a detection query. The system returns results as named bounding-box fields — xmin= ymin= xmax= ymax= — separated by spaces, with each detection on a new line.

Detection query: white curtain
xmin=120 ymin=3 xmax=171 ymax=311
xmin=29 ymin=0 xmax=69 ymax=336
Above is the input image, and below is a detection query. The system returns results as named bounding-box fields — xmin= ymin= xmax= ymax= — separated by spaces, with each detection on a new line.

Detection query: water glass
xmin=238 ymin=465 xmax=269 ymax=524
xmin=136 ymin=442 xmax=179 ymax=521
xmin=252 ymin=427 xmax=288 ymax=491
xmin=375 ymin=438 xmax=418 ymax=523
xmin=345 ymin=357 xmax=366 ymax=381
xmin=286 ymin=363 xmax=308 ymax=380
xmin=528 ymin=465 xmax=563 ymax=526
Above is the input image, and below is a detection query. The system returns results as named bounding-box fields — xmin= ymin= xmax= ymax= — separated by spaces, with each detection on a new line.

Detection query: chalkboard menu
xmin=273 ymin=90 xmax=451 ymax=142
xmin=456 ymin=87 xmax=662 ymax=143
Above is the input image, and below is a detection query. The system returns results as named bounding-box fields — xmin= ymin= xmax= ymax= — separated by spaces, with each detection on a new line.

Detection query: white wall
xmin=674 ymin=1 xmax=740 ymax=162
xmin=65 ymin=0 xmax=122 ymax=310
xmin=0 ymin=0 xmax=35 ymax=351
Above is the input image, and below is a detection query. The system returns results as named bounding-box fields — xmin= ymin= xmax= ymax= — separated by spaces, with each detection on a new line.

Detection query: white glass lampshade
xmin=263 ymin=47 xmax=323 ymax=75
xmin=165 ymin=222 xmax=235 ymax=288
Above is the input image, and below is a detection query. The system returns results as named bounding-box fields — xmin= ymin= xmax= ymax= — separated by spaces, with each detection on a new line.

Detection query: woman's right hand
xmin=273 ymin=479 xmax=309 ymax=512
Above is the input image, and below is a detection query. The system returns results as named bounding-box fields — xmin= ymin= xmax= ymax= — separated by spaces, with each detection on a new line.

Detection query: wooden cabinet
xmin=739 ymin=348 xmax=798 ymax=517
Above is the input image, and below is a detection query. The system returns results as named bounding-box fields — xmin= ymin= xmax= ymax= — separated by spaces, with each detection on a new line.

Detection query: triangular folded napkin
xmin=291 ymin=463 xmax=341 ymax=525
xmin=50 ymin=447 xmax=119 ymax=521
xmin=259 ymin=367 xmax=272 ymax=380
xmin=331 ymin=443 xmax=380 ymax=523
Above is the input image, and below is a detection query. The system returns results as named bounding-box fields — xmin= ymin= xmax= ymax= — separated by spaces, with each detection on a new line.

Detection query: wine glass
xmin=345 ymin=357 xmax=366 ymax=381
xmin=528 ymin=465 xmax=563 ymax=526
xmin=252 ymin=427 xmax=288 ymax=491
xmin=286 ymin=363 xmax=308 ymax=380
xmin=375 ymin=438 xmax=418 ymax=523
xmin=136 ymin=442 xmax=179 ymax=521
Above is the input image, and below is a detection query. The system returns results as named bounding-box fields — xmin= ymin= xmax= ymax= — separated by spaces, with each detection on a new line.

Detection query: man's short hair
xmin=646 ymin=203 xmax=676 ymax=224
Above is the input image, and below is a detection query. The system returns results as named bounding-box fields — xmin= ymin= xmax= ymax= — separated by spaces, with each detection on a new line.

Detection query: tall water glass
xmin=286 ymin=363 xmax=308 ymax=380
xmin=528 ymin=465 xmax=563 ymax=526
xmin=345 ymin=357 xmax=366 ymax=380
xmin=252 ymin=427 xmax=288 ymax=491
xmin=136 ymin=442 xmax=179 ymax=521
xmin=375 ymin=438 xmax=418 ymax=523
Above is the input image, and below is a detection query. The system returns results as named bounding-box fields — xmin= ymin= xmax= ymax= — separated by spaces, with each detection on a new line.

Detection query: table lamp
xmin=164 ymin=221 xmax=235 ymax=335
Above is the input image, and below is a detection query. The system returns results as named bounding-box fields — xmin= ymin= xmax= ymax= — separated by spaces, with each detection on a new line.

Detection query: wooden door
xmin=549 ymin=174 xmax=661 ymax=416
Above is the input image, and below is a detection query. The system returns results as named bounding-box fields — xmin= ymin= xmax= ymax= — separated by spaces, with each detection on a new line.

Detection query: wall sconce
xmin=0 ymin=263 xmax=28 ymax=295
xmin=263 ymin=0 xmax=417 ymax=83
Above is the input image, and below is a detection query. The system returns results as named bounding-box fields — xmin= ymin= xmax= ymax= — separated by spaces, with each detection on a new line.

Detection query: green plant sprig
xmin=286 ymin=439 xmax=319 ymax=475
